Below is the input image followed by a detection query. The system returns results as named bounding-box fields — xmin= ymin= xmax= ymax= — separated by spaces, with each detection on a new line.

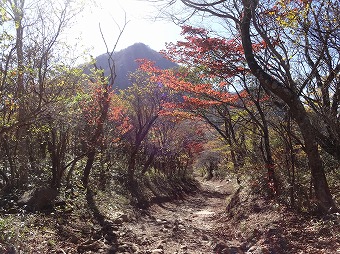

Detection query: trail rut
xmin=117 ymin=179 xmax=235 ymax=254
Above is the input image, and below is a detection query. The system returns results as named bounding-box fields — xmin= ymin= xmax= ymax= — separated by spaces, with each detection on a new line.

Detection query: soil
xmin=117 ymin=179 xmax=234 ymax=254
xmin=0 ymin=177 xmax=339 ymax=254
xmin=116 ymin=178 xmax=339 ymax=254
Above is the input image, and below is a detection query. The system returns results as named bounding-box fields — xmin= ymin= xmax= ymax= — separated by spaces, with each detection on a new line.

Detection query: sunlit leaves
xmin=161 ymin=26 xmax=247 ymax=79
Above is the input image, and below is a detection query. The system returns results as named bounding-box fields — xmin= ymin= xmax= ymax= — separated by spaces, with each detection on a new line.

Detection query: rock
xmin=160 ymin=228 xmax=168 ymax=233
xmin=214 ymin=242 xmax=228 ymax=253
xmin=180 ymin=245 xmax=188 ymax=250
xmin=164 ymin=223 xmax=172 ymax=229
xmin=151 ymin=249 xmax=164 ymax=254
xmin=17 ymin=186 xmax=58 ymax=211
xmin=118 ymin=244 xmax=130 ymax=252
xmin=221 ymin=246 xmax=243 ymax=254
xmin=156 ymin=219 xmax=168 ymax=225
xmin=202 ymin=235 xmax=209 ymax=241
xmin=246 ymin=245 xmax=264 ymax=254
xmin=156 ymin=240 xmax=166 ymax=249
xmin=131 ymin=243 xmax=139 ymax=252
xmin=119 ymin=213 xmax=129 ymax=222
xmin=112 ymin=217 xmax=123 ymax=225
xmin=214 ymin=243 xmax=244 ymax=254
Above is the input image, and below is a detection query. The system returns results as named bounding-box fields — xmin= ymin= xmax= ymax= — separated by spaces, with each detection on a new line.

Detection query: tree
xmin=153 ymin=0 xmax=338 ymax=212
xmin=79 ymin=17 xmax=128 ymax=188
xmin=139 ymin=51 xmax=278 ymax=194
xmin=163 ymin=26 xmax=280 ymax=193
xmin=118 ymin=68 xmax=167 ymax=186
xmin=0 ymin=0 xmax=84 ymax=189
xmin=241 ymin=0 xmax=336 ymax=213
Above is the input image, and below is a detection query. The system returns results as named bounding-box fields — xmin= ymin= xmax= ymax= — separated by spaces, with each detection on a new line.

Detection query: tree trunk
xmin=127 ymin=148 xmax=138 ymax=186
xmin=82 ymin=149 xmax=96 ymax=188
xmin=14 ymin=0 xmax=29 ymax=188
xmin=82 ymin=70 xmax=110 ymax=188
xmin=293 ymin=106 xmax=335 ymax=212
xmin=261 ymin=116 xmax=278 ymax=196
xmin=285 ymin=116 xmax=296 ymax=207
xmin=142 ymin=149 xmax=156 ymax=175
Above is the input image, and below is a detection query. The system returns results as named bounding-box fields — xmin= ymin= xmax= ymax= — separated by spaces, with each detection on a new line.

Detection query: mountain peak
xmin=95 ymin=43 xmax=176 ymax=89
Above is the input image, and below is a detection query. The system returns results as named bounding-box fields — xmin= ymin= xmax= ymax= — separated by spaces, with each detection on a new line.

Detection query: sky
xmin=70 ymin=0 xmax=183 ymax=57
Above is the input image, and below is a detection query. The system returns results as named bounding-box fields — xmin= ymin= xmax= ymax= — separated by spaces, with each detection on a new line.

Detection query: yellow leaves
xmin=3 ymin=93 xmax=18 ymax=112
xmin=273 ymin=0 xmax=311 ymax=28
xmin=276 ymin=12 xmax=298 ymax=28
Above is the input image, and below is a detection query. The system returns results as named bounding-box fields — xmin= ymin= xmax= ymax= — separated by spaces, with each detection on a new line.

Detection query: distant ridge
xmin=94 ymin=43 xmax=177 ymax=89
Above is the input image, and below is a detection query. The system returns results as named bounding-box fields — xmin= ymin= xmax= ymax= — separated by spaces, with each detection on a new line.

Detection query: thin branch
xmin=99 ymin=13 xmax=129 ymax=87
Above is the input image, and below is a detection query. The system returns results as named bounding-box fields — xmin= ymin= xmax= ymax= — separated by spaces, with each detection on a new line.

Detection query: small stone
xmin=160 ymin=228 xmax=168 ymax=233
xmin=69 ymin=235 xmax=80 ymax=243
xmin=118 ymin=244 xmax=130 ymax=252
xmin=156 ymin=242 xmax=164 ymax=249
xmin=151 ymin=249 xmax=164 ymax=254
xmin=246 ymin=245 xmax=264 ymax=254
xmin=131 ymin=244 xmax=139 ymax=252
xmin=202 ymin=235 xmax=209 ymax=241
xmin=164 ymin=223 xmax=172 ymax=229
xmin=119 ymin=213 xmax=129 ymax=222
xmin=180 ymin=245 xmax=188 ymax=250
xmin=247 ymin=246 xmax=257 ymax=252
xmin=141 ymin=237 xmax=150 ymax=245
xmin=155 ymin=219 xmax=163 ymax=224
xmin=114 ymin=217 xmax=124 ymax=225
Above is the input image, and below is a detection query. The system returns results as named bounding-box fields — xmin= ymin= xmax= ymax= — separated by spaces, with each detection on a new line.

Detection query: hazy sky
xmin=70 ymin=0 xmax=182 ymax=57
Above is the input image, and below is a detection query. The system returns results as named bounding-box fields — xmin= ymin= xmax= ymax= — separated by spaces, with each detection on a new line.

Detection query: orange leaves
xmin=136 ymin=58 xmax=244 ymax=121
xmin=182 ymin=96 xmax=221 ymax=107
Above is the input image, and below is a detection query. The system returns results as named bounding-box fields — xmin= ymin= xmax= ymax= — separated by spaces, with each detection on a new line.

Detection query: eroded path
xmin=117 ymin=179 xmax=235 ymax=254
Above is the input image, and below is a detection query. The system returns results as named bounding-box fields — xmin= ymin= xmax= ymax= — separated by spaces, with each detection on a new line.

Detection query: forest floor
xmin=116 ymin=177 xmax=339 ymax=254
xmin=0 ymin=177 xmax=339 ymax=254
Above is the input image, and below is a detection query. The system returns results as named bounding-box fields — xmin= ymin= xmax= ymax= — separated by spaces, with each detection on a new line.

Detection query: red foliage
xmin=161 ymin=26 xmax=246 ymax=78
xmin=136 ymin=26 xmax=271 ymax=119
xmin=138 ymin=59 xmax=242 ymax=111
xmin=80 ymin=82 xmax=131 ymax=146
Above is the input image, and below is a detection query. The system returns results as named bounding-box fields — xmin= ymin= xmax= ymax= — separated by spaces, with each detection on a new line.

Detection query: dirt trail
xmin=117 ymin=179 xmax=236 ymax=254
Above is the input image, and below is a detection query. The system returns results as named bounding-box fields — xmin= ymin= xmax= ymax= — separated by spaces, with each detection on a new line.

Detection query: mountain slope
xmin=94 ymin=43 xmax=177 ymax=89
